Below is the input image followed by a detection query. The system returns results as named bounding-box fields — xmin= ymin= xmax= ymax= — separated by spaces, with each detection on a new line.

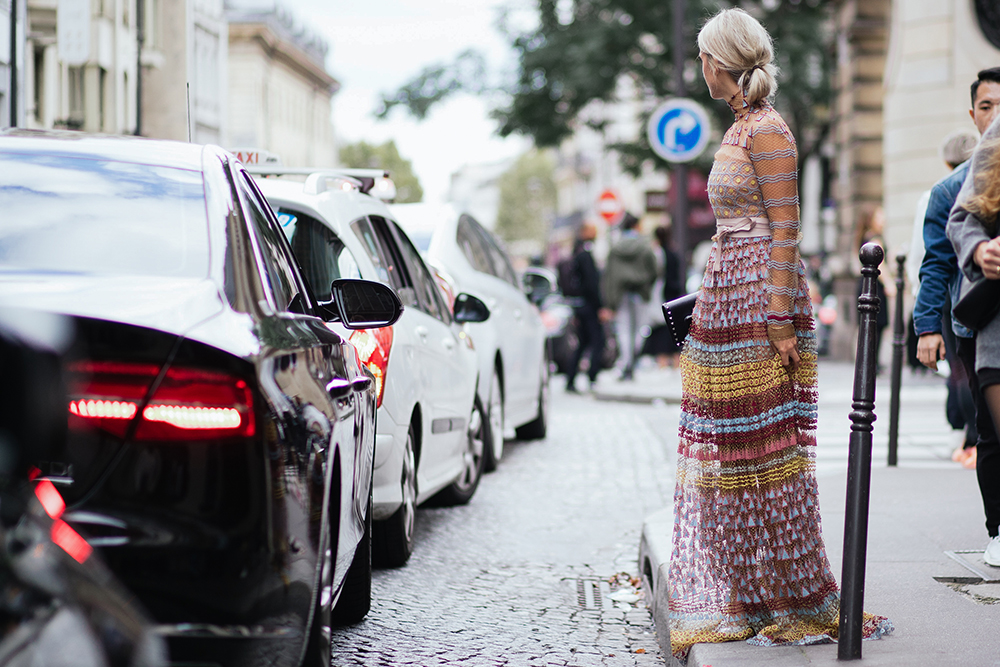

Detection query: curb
xmin=639 ymin=505 xmax=674 ymax=663
xmin=591 ymin=391 xmax=682 ymax=405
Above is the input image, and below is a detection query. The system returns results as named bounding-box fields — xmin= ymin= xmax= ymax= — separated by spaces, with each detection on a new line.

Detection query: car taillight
xmin=349 ymin=326 xmax=393 ymax=408
xmin=68 ymin=361 xmax=255 ymax=441
xmin=33 ymin=478 xmax=92 ymax=563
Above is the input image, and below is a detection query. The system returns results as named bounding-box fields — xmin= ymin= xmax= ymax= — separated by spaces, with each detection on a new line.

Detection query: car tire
xmin=482 ymin=370 xmax=504 ymax=472
xmin=372 ymin=422 xmax=417 ymax=568
xmin=330 ymin=489 xmax=372 ymax=626
xmin=515 ymin=359 xmax=549 ymax=441
xmin=431 ymin=395 xmax=486 ymax=505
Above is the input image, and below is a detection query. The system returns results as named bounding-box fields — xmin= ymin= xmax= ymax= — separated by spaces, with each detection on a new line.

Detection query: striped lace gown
xmin=666 ymin=96 xmax=892 ymax=662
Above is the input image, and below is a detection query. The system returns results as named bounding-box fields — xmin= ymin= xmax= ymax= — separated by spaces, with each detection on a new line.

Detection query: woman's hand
xmin=771 ymin=337 xmax=800 ymax=373
xmin=974 ymin=239 xmax=1000 ymax=280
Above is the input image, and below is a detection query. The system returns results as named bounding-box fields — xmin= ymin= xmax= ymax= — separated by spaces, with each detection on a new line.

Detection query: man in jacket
xmin=565 ymin=223 xmax=608 ymax=393
xmin=916 ymin=66 xmax=1000 ymax=565
xmin=602 ymin=213 xmax=658 ymax=381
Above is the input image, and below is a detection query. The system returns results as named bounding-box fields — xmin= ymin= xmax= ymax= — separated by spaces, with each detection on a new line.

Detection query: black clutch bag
xmin=953 ymin=274 xmax=1000 ymax=331
xmin=661 ymin=292 xmax=697 ymax=351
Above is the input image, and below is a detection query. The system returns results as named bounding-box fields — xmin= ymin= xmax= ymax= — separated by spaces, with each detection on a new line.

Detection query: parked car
xmin=391 ymin=203 xmax=549 ymax=470
xmin=521 ymin=267 xmax=618 ymax=376
xmin=0 ymin=130 xmax=402 ymax=667
xmin=250 ymin=168 xmax=490 ymax=568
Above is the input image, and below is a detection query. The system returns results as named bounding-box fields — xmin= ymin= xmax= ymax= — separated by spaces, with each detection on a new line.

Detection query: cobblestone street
xmin=330 ymin=386 xmax=679 ymax=666
xmin=330 ymin=360 xmax=960 ymax=666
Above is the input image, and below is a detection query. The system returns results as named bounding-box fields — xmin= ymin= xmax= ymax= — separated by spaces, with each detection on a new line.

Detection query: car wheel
xmin=330 ymin=488 xmax=372 ymax=625
xmin=515 ymin=359 xmax=549 ymax=441
xmin=432 ymin=396 xmax=486 ymax=506
xmin=372 ymin=423 xmax=417 ymax=568
xmin=482 ymin=370 xmax=504 ymax=472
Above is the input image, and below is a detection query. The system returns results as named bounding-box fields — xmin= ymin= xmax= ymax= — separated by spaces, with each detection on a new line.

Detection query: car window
xmin=0 ymin=152 xmax=209 ymax=277
xmin=456 ymin=218 xmax=492 ymax=275
xmin=392 ymin=222 xmax=451 ymax=324
xmin=236 ymin=171 xmax=303 ymax=313
xmin=474 ymin=221 xmax=518 ymax=287
xmin=277 ymin=208 xmax=361 ymax=300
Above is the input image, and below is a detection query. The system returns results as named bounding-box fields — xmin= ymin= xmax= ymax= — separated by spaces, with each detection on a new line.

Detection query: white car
xmin=392 ymin=203 xmax=549 ymax=470
xmin=252 ymin=169 xmax=490 ymax=567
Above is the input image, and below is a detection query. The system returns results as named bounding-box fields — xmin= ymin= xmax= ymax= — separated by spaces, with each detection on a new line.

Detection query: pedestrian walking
xmin=666 ymin=9 xmax=892 ymax=662
xmin=947 ymin=95 xmax=1000 ymax=569
xmin=914 ymin=78 xmax=999 ymax=475
xmin=563 ymin=223 xmax=610 ymax=393
xmin=602 ymin=212 xmax=657 ymax=381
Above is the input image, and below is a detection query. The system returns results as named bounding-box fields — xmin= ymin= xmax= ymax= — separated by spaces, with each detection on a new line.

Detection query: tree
xmin=377 ymin=0 xmax=833 ymax=174
xmin=339 ymin=140 xmax=423 ymax=203
xmin=495 ymin=149 xmax=557 ymax=243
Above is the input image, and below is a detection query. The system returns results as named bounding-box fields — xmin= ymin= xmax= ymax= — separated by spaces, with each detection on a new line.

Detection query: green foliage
xmin=495 ymin=149 xmax=557 ymax=243
xmin=339 ymin=140 xmax=423 ymax=203
xmin=378 ymin=0 xmax=833 ymax=173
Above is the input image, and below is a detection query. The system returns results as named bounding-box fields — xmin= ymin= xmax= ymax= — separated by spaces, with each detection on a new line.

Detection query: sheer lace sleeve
xmin=750 ymin=118 xmax=800 ymax=342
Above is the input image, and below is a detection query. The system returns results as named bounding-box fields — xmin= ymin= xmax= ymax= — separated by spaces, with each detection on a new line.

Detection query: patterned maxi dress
xmin=666 ymin=95 xmax=893 ymax=661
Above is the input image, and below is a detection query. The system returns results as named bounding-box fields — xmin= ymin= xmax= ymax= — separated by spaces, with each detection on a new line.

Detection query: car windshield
xmin=0 ymin=152 xmax=210 ymax=277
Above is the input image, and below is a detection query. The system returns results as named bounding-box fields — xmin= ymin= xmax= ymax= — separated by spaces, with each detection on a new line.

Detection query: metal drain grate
xmin=576 ymin=578 xmax=613 ymax=610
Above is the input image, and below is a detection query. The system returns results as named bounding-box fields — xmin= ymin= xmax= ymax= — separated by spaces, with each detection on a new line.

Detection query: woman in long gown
xmin=666 ymin=8 xmax=893 ymax=662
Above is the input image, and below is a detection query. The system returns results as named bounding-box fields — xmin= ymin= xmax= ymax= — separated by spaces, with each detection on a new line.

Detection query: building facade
xmin=141 ymin=0 xmax=227 ymax=144
xmin=226 ymin=3 xmax=336 ymax=167
xmin=24 ymin=0 xmax=137 ymax=133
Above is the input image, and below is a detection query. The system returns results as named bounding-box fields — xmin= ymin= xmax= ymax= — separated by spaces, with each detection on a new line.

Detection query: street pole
xmin=135 ymin=0 xmax=144 ymax=135
xmin=838 ymin=242 xmax=883 ymax=660
xmin=672 ymin=0 xmax=688 ymax=280
xmin=9 ymin=0 xmax=16 ymax=127
xmin=887 ymin=252 xmax=906 ymax=466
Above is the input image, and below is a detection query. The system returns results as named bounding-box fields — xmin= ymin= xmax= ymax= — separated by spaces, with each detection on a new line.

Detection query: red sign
xmin=597 ymin=189 xmax=623 ymax=224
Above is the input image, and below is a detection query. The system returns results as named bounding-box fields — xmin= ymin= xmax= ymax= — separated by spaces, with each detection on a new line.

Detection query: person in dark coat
xmin=642 ymin=225 xmax=685 ymax=367
xmin=565 ymin=223 xmax=609 ymax=392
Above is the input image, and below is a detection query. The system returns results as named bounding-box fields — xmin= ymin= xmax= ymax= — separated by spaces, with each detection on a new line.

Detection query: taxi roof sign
xmin=231 ymin=148 xmax=283 ymax=166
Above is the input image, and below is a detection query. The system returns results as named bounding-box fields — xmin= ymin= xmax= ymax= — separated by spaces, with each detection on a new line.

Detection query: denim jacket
xmin=913 ymin=160 xmax=973 ymax=339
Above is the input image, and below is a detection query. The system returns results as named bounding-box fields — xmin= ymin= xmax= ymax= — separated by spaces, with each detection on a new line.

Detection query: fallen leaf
xmin=635 ymin=648 xmax=646 ymax=654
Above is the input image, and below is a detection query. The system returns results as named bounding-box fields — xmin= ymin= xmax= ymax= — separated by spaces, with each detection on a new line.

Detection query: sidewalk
xmin=606 ymin=360 xmax=1000 ymax=667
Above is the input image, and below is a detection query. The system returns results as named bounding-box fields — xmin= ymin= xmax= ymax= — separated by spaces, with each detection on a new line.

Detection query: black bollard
xmin=887 ymin=253 xmax=906 ymax=467
xmin=838 ymin=242 xmax=883 ymax=660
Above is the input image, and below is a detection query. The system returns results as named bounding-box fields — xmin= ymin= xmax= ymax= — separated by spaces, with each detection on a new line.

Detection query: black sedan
xmin=0 ymin=130 xmax=401 ymax=667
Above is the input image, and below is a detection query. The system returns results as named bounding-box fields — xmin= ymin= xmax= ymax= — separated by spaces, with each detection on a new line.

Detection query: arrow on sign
xmin=663 ymin=112 xmax=697 ymax=151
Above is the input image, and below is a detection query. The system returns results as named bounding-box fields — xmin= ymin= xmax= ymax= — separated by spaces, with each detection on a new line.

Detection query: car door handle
xmin=415 ymin=325 xmax=428 ymax=341
xmin=442 ymin=338 xmax=455 ymax=351
xmin=326 ymin=378 xmax=352 ymax=399
xmin=351 ymin=376 xmax=372 ymax=393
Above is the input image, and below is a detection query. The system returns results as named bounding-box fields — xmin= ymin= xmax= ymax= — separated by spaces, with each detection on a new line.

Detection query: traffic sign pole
xmin=673 ymin=0 xmax=687 ymax=282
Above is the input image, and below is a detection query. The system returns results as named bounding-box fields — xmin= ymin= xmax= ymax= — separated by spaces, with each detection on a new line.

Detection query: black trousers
xmin=957 ymin=336 xmax=1000 ymax=537
xmin=566 ymin=304 xmax=605 ymax=387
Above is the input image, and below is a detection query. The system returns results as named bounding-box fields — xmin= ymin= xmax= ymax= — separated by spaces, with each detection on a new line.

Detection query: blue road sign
xmin=647 ymin=99 xmax=711 ymax=163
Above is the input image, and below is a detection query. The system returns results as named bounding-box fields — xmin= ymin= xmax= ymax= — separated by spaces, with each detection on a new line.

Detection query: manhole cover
xmin=941 ymin=550 xmax=1000 ymax=583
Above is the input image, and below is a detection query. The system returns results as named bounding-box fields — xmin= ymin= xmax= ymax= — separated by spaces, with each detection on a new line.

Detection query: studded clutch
xmin=661 ymin=292 xmax=697 ymax=352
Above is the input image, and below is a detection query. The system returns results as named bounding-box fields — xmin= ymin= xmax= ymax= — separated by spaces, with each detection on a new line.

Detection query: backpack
xmin=557 ymin=254 xmax=583 ymax=297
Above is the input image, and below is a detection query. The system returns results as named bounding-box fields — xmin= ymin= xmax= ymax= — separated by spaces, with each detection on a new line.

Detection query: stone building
xmin=140 ymin=0 xmax=227 ymax=144
xmin=23 ymin=0 xmax=138 ymax=133
xmin=828 ymin=0 xmax=1000 ymax=359
xmin=226 ymin=2 xmax=337 ymax=167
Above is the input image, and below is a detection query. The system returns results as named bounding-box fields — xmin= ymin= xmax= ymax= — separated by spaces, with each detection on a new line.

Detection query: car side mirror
xmin=453 ymin=293 xmax=490 ymax=324
xmin=521 ymin=273 xmax=553 ymax=306
xmin=320 ymin=279 xmax=403 ymax=329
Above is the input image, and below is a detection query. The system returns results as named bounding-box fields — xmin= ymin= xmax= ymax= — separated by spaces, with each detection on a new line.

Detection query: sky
xmin=287 ymin=0 xmax=535 ymax=203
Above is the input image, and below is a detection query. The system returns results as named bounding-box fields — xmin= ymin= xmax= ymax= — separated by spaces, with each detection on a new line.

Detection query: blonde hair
xmin=697 ymin=8 xmax=778 ymax=107
xmin=966 ymin=135 xmax=1000 ymax=231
